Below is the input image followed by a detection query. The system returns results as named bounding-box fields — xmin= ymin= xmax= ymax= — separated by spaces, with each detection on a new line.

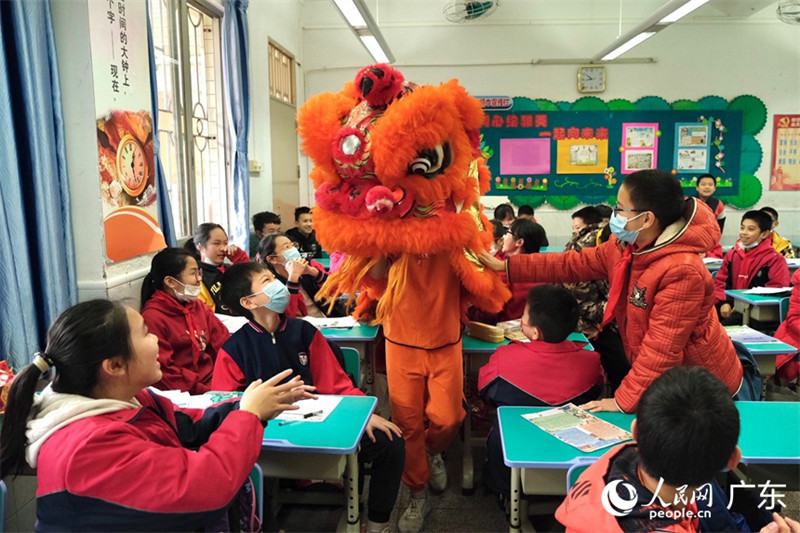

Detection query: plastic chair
xmin=249 ymin=463 xmax=263 ymax=523
xmin=340 ymin=347 xmax=360 ymax=387
xmin=566 ymin=462 xmax=591 ymax=491
xmin=780 ymin=296 xmax=790 ymax=323
xmin=0 ymin=480 xmax=6 ymax=532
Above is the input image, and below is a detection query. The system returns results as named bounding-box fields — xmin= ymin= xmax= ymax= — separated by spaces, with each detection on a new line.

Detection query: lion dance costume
xmin=297 ymin=64 xmax=510 ymax=492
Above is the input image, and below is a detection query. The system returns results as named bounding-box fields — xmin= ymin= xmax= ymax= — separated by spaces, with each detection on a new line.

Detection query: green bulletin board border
xmin=482 ymin=95 xmax=765 ymax=210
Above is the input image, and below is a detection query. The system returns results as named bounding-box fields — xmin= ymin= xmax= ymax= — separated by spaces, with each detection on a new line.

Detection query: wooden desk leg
xmin=345 ymin=452 xmax=359 ymax=532
xmin=462 ymin=352 xmax=474 ymax=494
xmin=509 ymin=467 xmax=521 ymax=532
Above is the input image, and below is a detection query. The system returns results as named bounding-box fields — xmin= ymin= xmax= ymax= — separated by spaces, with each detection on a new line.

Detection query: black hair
xmin=141 ymin=248 xmax=195 ymax=305
xmin=696 ymin=173 xmax=716 ymax=187
xmin=509 ymin=219 xmax=546 ymax=254
xmin=220 ymin=262 xmax=269 ymax=321
xmin=594 ymin=204 xmax=612 ymax=220
xmin=192 ymin=223 xmax=225 ymax=248
xmin=637 ymin=366 xmax=739 ymax=487
xmin=524 ymin=285 xmax=578 ymax=343
xmin=490 ymin=219 xmax=505 ymax=241
xmin=571 ymin=206 xmax=602 ymax=226
xmin=182 ymin=238 xmax=201 ymax=262
xmin=294 ymin=206 xmax=311 ymax=221
xmin=623 ymin=169 xmax=685 ymax=230
xmin=517 ymin=205 xmax=534 ymax=217
xmin=1 ymin=300 xmax=133 ymax=478
xmin=742 ymin=210 xmax=773 ymax=232
xmin=493 ymin=203 xmax=515 ymax=222
xmin=759 ymin=206 xmax=779 ymax=222
xmin=257 ymin=232 xmax=293 ymax=276
xmin=252 ymin=211 xmax=281 ymax=233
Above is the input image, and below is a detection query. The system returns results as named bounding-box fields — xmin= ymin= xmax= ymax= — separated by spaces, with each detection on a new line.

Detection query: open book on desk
xmin=275 ymin=395 xmax=343 ymax=423
xmin=741 ymin=287 xmax=791 ymax=296
xmin=725 ymin=325 xmax=785 ymax=344
xmin=302 ymin=316 xmax=358 ymax=329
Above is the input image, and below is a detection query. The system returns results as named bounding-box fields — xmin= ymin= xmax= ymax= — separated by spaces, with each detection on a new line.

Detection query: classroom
xmin=1 ymin=0 xmax=800 ymax=531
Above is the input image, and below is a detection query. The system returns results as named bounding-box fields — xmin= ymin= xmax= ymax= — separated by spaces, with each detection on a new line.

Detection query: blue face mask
xmin=280 ymin=246 xmax=302 ymax=265
xmin=609 ymin=211 xmax=645 ymax=244
xmin=260 ymin=280 xmax=290 ymax=314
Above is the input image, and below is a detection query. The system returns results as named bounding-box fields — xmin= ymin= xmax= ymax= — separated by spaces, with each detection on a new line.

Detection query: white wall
xmin=301 ymin=6 xmax=800 ymax=247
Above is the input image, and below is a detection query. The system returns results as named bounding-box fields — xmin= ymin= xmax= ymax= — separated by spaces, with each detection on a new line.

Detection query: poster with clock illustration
xmin=89 ymin=0 xmax=165 ymax=262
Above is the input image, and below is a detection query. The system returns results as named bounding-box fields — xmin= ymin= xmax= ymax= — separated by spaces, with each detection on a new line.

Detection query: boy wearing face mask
xmin=480 ymin=169 xmax=742 ymax=414
xmin=211 ymin=262 xmax=405 ymax=533
xmin=141 ymin=248 xmax=231 ymax=394
xmin=715 ymin=211 xmax=791 ymax=322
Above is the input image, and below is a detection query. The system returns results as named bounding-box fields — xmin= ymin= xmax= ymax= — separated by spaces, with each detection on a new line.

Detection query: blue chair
xmin=780 ymin=296 xmax=790 ymax=323
xmin=0 ymin=480 xmax=6 ymax=533
xmin=249 ymin=463 xmax=263 ymax=523
xmin=340 ymin=347 xmax=360 ymax=388
xmin=566 ymin=462 xmax=592 ymax=491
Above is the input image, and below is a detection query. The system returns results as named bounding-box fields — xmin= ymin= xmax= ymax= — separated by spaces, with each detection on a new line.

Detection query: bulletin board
xmin=478 ymin=95 xmax=767 ymax=210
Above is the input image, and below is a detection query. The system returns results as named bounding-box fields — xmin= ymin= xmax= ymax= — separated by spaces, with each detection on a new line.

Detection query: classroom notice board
xmin=477 ymin=95 xmax=766 ymax=209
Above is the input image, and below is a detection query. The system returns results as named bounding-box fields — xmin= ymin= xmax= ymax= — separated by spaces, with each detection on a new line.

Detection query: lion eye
xmin=408 ymin=143 xmax=450 ymax=179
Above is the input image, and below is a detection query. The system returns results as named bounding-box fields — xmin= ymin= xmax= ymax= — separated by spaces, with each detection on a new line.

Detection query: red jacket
xmin=776 ymin=269 xmax=800 ymax=381
xmin=556 ymin=443 xmax=700 ymax=533
xmin=35 ymin=389 xmax=263 ymax=531
xmin=714 ymin=238 xmax=791 ymax=302
xmin=142 ymin=290 xmax=230 ymax=394
xmin=507 ymin=198 xmax=742 ymax=412
xmin=478 ymin=339 xmax=602 ymax=406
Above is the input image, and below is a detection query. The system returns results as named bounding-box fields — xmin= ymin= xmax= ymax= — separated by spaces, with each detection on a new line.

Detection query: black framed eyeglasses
xmin=613 ymin=206 xmax=646 ymax=216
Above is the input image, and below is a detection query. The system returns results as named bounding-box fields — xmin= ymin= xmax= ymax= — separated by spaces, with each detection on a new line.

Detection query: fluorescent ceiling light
xmin=601 ymin=32 xmax=656 ymax=61
xmin=331 ymin=0 xmax=395 ymax=64
xmin=333 ymin=0 xmax=367 ymax=28
xmin=360 ymin=35 xmax=391 ymax=64
xmin=659 ymin=0 xmax=710 ymax=23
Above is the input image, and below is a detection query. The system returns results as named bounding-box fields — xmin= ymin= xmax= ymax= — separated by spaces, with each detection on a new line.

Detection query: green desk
xmin=726 ymin=289 xmax=790 ymax=326
xmin=316 ymin=257 xmax=331 ymax=269
xmin=459 ymin=332 xmax=592 ymax=493
xmin=499 ymin=402 xmax=800 ymax=531
xmin=321 ymin=324 xmax=380 ymax=395
xmin=259 ymin=395 xmax=376 ymax=533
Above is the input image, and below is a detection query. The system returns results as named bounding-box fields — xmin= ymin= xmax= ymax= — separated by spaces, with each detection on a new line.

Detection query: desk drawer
xmin=521 ymin=467 xmax=567 ymax=496
xmin=258 ymin=451 xmax=346 ymax=481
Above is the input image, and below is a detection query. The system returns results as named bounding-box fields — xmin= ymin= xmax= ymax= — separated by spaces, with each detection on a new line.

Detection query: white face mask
xmin=170 ymin=277 xmax=202 ymax=302
xmin=741 ymin=240 xmax=760 ymax=250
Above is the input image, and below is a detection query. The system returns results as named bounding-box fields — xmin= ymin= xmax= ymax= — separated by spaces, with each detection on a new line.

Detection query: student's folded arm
xmin=173 ymin=400 xmax=240 ymax=448
xmin=210 ymin=348 xmax=248 ymax=393
xmin=507 ymin=242 xmax=612 ymax=285
xmin=229 ymin=247 xmax=251 ymax=264
xmin=766 ymin=254 xmax=791 ymax=288
xmin=152 ymin=337 xmax=197 ymax=392
xmin=308 ymin=331 xmax=363 ymax=396
xmin=614 ymin=265 xmax=705 ymax=413
xmin=65 ymin=410 xmax=263 ymax=513
xmin=203 ymin=310 xmax=231 ymax=360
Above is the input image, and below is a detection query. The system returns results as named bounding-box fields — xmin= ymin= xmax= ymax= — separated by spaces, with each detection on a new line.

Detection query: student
xmin=555 ymin=366 xmax=743 ymax=533
xmin=210 ymin=262 xmax=405 ymax=533
xmin=470 ymin=219 xmax=546 ymax=324
xmin=250 ymin=211 xmax=281 ymax=258
xmin=594 ymin=204 xmax=613 ymax=246
xmin=493 ymin=203 xmax=515 ymax=227
xmin=694 ymin=173 xmax=726 ymax=233
xmin=594 ymin=204 xmax=612 ymax=224
xmin=286 ymin=206 xmax=323 ymax=259
xmin=481 ymin=169 xmax=743 ymax=413
xmin=565 ymin=206 xmax=630 ymax=393
xmin=715 ymin=210 xmax=791 ymax=322
xmin=775 ymin=269 xmax=800 ymax=381
xmin=478 ymin=285 xmax=602 ymax=497
xmin=760 ymin=207 xmax=795 ymax=258
xmin=141 ymin=248 xmax=231 ymax=394
xmin=257 ymin=233 xmax=343 ymax=318
xmin=190 ymin=223 xmax=250 ymax=314
xmin=0 ymin=299 xmax=313 ymax=531
xmin=517 ymin=204 xmax=535 ymax=221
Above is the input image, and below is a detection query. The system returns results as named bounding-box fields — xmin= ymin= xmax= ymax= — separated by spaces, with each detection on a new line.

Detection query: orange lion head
xmin=298 ymin=64 xmax=509 ymax=319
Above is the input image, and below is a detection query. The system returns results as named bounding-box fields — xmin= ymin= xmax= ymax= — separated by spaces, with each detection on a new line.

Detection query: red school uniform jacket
xmin=141 ymin=290 xmax=231 ymax=394
xmin=506 ymin=197 xmax=742 ymax=413
xmin=478 ymin=339 xmax=603 ymax=406
xmin=714 ymin=238 xmax=791 ymax=303
xmin=556 ymin=443 xmax=700 ymax=533
xmin=35 ymin=389 xmax=263 ymax=531
xmin=775 ymin=269 xmax=800 ymax=381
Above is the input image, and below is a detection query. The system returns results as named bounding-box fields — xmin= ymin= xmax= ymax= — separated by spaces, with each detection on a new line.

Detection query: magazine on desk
xmin=724 ymin=325 xmax=785 ymax=344
xmin=522 ymin=404 xmax=633 ymax=453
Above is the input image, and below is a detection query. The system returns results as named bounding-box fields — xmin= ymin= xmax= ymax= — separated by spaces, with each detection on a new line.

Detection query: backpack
xmin=731 ymin=340 xmax=763 ymax=401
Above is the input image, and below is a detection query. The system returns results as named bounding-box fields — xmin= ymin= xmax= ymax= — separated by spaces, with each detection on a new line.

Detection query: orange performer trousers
xmin=385 ymin=340 xmax=465 ymax=492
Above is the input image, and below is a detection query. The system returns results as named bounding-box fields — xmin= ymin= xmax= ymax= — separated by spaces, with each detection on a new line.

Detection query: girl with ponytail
xmin=0 ymin=299 xmax=315 ymax=531
xmin=141 ymin=247 xmax=231 ymax=394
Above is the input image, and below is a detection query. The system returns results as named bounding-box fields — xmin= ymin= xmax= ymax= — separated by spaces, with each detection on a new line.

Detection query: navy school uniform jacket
xmin=33 ymin=388 xmax=263 ymax=532
xmin=211 ymin=316 xmax=362 ymax=396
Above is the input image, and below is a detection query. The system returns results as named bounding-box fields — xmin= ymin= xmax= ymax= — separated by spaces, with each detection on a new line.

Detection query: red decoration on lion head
xmin=298 ymin=64 xmax=509 ymax=321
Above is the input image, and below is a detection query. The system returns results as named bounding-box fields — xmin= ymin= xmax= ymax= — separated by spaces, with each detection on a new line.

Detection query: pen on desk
xmin=303 ymin=410 xmax=323 ymax=419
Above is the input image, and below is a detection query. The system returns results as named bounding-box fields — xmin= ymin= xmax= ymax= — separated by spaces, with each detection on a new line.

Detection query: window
xmin=268 ymin=41 xmax=295 ymax=105
xmin=150 ymin=0 xmax=231 ymax=240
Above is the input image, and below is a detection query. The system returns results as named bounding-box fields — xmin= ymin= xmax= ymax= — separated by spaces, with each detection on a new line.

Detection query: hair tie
xmin=32 ymin=352 xmax=54 ymax=373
